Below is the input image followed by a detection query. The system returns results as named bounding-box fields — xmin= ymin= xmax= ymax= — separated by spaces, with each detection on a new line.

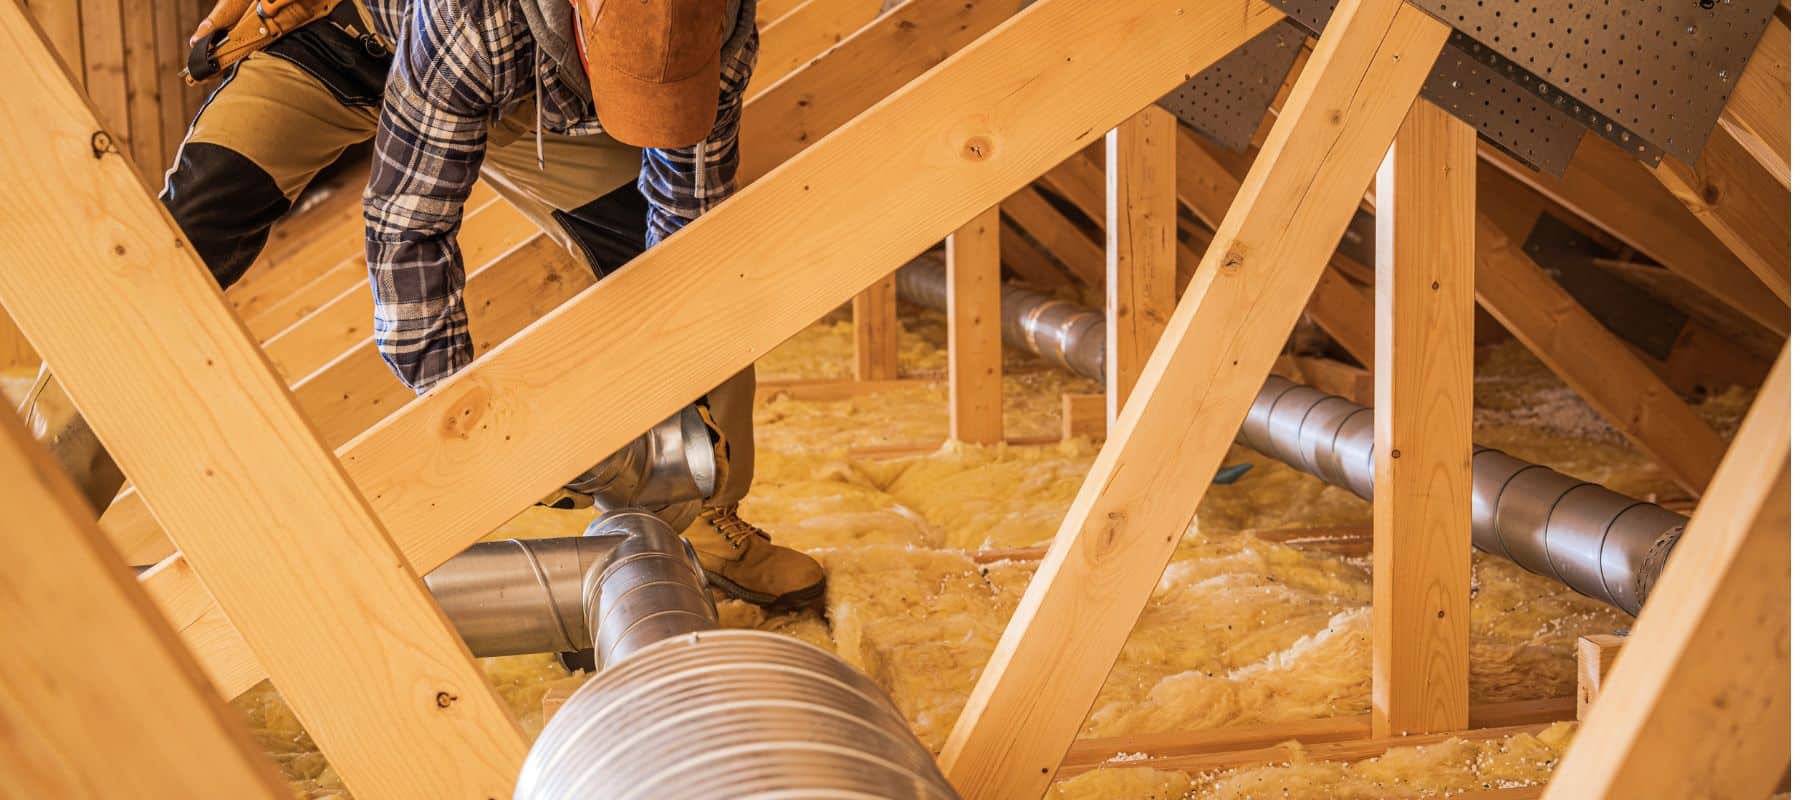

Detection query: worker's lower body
xmin=19 ymin=2 xmax=823 ymax=608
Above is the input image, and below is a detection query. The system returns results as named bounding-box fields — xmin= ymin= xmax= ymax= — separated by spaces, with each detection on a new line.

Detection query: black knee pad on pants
xmin=160 ymin=142 xmax=293 ymax=288
xmin=553 ymin=181 xmax=651 ymax=281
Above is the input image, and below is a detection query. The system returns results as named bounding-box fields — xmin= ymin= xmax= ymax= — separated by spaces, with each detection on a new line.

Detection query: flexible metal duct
xmin=508 ymin=510 xmax=955 ymax=797
xmin=895 ymin=256 xmax=1689 ymax=615
xmin=517 ymin=630 xmax=959 ymax=800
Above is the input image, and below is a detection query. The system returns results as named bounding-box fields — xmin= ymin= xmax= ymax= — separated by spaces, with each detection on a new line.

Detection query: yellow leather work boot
xmin=17 ymin=366 xmax=126 ymax=512
xmin=682 ymin=504 xmax=826 ymax=610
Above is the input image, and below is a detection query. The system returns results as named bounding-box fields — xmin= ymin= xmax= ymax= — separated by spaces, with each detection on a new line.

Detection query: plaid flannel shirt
xmin=363 ymin=0 xmax=756 ymax=393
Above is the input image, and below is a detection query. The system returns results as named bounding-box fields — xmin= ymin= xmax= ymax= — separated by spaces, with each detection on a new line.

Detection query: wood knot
xmin=1220 ymin=245 xmax=1247 ymax=274
xmin=1700 ymin=183 xmax=1722 ymax=206
xmin=962 ymin=135 xmax=994 ymax=162
xmin=441 ymin=386 xmax=490 ymax=439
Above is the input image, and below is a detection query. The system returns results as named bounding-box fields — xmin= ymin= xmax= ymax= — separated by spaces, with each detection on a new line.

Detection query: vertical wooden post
xmin=0 ymin=6 xmax=529 ymax=796
xmin=1576 ymin=633 xmax=1626 ymax=722
xmin=1371 ymin=98 xmax=1474 ymax=737
xmin=948 ymin=207 xmax=1004 ymax=443
xmin=1105 ymin=106 xmax=1177 ymax=428
xmin=0 ymin=406 xmax=288 ymax=799
xmin=1544 ymin=348 xmax=1790 ymax=800
xmin=853 ymin=274 xmax=900 ymax=380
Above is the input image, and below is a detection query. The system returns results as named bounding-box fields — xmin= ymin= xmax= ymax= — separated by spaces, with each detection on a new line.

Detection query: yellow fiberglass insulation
xmin=209 ymin=309 xmax=1748 ymax=799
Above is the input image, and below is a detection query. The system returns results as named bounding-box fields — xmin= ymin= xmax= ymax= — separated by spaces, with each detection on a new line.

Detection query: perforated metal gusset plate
xmin=1157 ymin=20 xmax=1307 ymax=151
xmin=1266 ymin=0 xmax=1600 ymax=172
xmin=1422 ymin=33 xmax=1589 ymax=173
xmin=1417 ymin=0 xmax=1779 ymax=163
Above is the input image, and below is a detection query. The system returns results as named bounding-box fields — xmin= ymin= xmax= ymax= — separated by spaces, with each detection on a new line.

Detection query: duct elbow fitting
xmin=565 ymin=405 xmax=719 ymax=532
xmin=580 ymin=510 xmax=719 ymax=668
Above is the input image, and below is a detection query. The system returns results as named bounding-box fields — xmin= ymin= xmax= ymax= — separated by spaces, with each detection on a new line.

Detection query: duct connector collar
xmin=564 ymin=405 xmax=719 ymax=531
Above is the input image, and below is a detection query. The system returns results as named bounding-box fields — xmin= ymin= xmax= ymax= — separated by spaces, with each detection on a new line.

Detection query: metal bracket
xmin=1157 ymin=20 xmax=1307 ymax=151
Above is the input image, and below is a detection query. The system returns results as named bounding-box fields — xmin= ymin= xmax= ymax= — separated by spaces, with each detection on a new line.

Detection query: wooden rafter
xmin=0 ymin=404 xmax=287 ymax=799
xmin=1473 ymin=214 xmax=1726 ymax=496
xmin=1481 ymin=138 xmax=1788 ymax=336
xmin=135 ymin=0 xmax=1289 ymax=701
xmin=1372 ymin=98 xmax=1474 ymax=736
xmin=1647 ymin=18 xmax=1790 ymax=305
xmin=0 ymin=5 xmax=530 ymax=795
xmin=749 ymin=0 xmax=886 ymax=96
xmin=938 ymin=0 xmax=1451 ymax=794
xmin=1542 ymin=347 xmax=1789 ymax=799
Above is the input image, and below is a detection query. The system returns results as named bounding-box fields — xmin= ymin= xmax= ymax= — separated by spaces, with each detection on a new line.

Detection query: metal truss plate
xmin=1523 ymin=214 xmax=1687 ymax=359
xmin=1266 ymin=0 xmax=1595 ymax=173
xmin=1417 ymin=0 xmax=1779 ymax=163
xmin=1157 ymin=20 xmax=1306 ymax=151
xmin=1422 ymin=33 xmax=1588 ymax=173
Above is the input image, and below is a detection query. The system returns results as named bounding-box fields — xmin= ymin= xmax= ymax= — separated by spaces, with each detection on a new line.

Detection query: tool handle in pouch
xmin=182 ymin=0 xmax=338 ymax=85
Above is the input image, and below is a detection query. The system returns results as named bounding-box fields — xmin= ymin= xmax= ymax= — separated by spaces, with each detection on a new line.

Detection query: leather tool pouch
xmin=184 ymin=0 xmax=385 ymax=88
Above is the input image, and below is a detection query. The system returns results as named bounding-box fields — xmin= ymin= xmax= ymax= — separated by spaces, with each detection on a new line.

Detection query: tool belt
xmin=183 ymin=0 xmax=384 ymax=84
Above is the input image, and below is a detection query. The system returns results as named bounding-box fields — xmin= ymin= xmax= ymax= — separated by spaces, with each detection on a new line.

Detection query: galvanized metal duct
xmin=896 ymin=251 xmax=1105 ymax=382
xmin=1242 ymin=377 xmax=1687 ymax=615
xmin=516 ymin=630 xmax=958 ymax=800
xmin=894 ymin=256 xmax=1689 ymax=615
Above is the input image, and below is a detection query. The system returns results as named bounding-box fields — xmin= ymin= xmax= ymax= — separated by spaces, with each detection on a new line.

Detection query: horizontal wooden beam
xmin=1059 ymin=696 xmax=1575 ymax=778
xmin=137 ymin=0 xmax=1288 ymax=700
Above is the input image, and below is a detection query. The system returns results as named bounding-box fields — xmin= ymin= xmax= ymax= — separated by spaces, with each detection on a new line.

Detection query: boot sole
xmin=703 ymin=569 xmax=827 ymax=612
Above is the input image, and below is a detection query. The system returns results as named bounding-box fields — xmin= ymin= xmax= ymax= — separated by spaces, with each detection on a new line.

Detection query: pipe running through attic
xmin=894 ymin=252 xmax=1688 ymax=615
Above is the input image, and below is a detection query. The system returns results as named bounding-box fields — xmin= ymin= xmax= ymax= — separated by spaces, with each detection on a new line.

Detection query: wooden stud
xmin=1473 ymin=213 xmax=1726 ymax=496
xmin=755 ymin=0 xmax=807 ymax=26
xmin=1543 ymin=347 xmax=1789 ymax=800
xmin=0 ymin=9 xmax=530 ymax=796
xmin=852 ymin=273 xmax=900 ymax=381
xmin=938 ymin=0 xmax=1450 ymax=794
xmin=748 ymin=0 xmax=886 ymax=96
xmin=77 ymin=0 xmax=129 ymax=155
xmin=119 ymin=0 xmax=161 ymax=186
xmin=153 ymin=0 xmax=189 ymax=166
xmin=25 ymin=0 xmax=81 ymax=76
xmin=136 ymin=0 xmax=1288 ymax=700
xmin=1104 ymin=106 xmax=1178 ymax=427
xmin=1575 ymin=633 xmax=1625 ymax=722
xmin=1061 ymin=391 xmax=1107 ymax=440
xmin=0 ymin=404 xmax=288 ymax=800
xmin=740 ymin=0 xmax=1018 ymax=179
xmin=1371 ymin=98 xmax=1474 ymax=737
xmin=948 ymin=207 xmax=1004 ymax=443
xmin=1294 ymin=355 xmax=1374 ymax=405
xmin=1480 ymin=139 xmax=1787 ymax=335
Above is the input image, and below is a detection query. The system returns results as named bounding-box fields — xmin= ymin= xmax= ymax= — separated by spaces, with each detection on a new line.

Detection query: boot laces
xmin=701 ymin=504 xmax=767 ymax=548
